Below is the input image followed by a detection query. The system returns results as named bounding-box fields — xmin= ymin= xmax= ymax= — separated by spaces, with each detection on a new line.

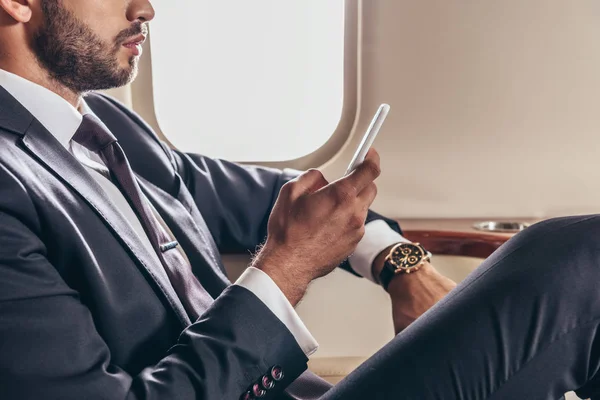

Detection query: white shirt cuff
xmin=234 ymin=267 xmax=319 ymax=357
xmin=348 ymin=220 xmax=410 ymax=282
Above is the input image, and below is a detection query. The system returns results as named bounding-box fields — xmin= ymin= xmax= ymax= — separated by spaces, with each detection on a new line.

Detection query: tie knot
xmin=73 ymin=114 xmax=118 ymax=153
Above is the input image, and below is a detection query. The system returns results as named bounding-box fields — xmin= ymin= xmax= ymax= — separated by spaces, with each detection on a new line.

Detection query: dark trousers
xmin=321 ymin=215 xmax=600 ymax=399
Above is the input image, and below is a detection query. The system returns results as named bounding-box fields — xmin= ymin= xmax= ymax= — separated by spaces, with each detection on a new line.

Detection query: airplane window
xmin=149 ymin=1 xmax=345 ymax=161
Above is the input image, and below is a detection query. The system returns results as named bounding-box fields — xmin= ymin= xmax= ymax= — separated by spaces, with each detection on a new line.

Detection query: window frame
xmin=130 ymin=0 xmax=361 ymax=170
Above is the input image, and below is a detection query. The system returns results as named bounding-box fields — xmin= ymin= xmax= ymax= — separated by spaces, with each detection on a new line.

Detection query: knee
xmin=509 ymin=214 xmax=600 ymax=254
xmin=505 ymin=214 xmax=600 ymax=287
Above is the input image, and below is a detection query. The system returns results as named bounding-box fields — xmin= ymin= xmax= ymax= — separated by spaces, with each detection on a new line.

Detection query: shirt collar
xmin=0 ymin=68 xmax=93 ymax=149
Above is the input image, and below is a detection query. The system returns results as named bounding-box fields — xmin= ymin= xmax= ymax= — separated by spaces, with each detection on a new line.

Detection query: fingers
xmin=343 ymin=148 xmax=381 ymax=193
xmin=358 ymin=182 xmax=378 ymax=209
xmin=283 ymin=169 xmax=329 ymax=198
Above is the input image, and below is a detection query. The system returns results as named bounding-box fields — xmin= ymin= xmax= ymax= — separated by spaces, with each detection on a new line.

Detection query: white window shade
xmin=149 ymin=1 xmax=345 ymax=161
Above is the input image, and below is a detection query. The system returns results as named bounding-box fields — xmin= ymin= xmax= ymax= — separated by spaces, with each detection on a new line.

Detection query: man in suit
xmin=2 ymin=1 xmax=600 ymax=399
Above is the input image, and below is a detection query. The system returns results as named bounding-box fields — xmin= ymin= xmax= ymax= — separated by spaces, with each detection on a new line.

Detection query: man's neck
xmin=0 ymin=58 xmax=82 ymax=108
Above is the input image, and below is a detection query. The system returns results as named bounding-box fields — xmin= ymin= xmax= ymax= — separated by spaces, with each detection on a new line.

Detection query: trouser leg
xmin=321 ymin=215 xmax=600 ymax=400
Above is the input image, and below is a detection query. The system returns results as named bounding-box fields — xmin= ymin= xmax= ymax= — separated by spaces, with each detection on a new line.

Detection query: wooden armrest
xmin=399 ymin=218 xmax=539 ymax=259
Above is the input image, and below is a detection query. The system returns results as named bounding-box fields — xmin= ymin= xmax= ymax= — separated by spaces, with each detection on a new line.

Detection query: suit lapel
xmin=0 ymin=91 xmax=192 ymax=327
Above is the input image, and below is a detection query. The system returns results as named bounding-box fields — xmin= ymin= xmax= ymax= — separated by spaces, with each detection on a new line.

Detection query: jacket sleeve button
xmin=261 ymin=374 xmax=275 ymax=390
xmin=252 ymin=383 xmax=267 ymax=398
xmin=270 ymin=365 xmax=284 ymax=381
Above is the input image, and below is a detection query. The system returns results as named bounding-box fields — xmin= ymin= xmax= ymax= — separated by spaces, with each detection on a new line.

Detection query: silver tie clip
xmin=160 ymin=241 xmax=179 ymax=252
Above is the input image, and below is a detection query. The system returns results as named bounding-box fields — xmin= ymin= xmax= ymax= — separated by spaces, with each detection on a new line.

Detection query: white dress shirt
xmin=0 ymin=68 xmax=407 ymax=358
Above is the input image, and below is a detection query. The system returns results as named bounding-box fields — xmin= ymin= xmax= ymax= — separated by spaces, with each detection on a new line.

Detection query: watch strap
xmin=379 ymin=263 xmax=397 ymax=291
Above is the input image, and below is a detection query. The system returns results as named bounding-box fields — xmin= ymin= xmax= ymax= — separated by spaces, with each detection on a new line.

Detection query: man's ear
xmin=0 ymin=0 xmax=33 ymax=23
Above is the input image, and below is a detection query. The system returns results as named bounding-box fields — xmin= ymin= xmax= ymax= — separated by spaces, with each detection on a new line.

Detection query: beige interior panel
xmin=341 ymin=0 xmax=600 ymax=220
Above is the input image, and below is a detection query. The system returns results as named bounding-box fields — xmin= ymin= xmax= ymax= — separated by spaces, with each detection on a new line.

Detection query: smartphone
xmin=344 ymin=103 xmax=391 ymax=176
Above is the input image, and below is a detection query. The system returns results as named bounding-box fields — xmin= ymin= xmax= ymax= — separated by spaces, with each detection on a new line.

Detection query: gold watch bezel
xmin=385 ymin=242 xmax=431 ymax=274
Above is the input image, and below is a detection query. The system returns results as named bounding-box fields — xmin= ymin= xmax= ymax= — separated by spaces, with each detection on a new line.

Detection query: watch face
xmin=390 ymin=244 xmax=424 ymax=270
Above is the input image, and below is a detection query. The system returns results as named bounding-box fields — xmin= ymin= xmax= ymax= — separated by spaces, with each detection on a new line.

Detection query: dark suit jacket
xmin=0 ymin=86 xmax=402 ymax=399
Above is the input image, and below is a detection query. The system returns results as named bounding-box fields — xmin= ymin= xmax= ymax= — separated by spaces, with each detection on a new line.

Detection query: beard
xmin=33 ymin=0 xmax=146 ymax=93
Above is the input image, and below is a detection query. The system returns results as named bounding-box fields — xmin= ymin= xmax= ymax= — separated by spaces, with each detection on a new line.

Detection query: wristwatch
xmin=379 ymin=242 xmax=432 ymax=290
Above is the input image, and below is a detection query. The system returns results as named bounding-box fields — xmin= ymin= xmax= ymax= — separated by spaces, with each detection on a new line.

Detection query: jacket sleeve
xmin=170 ymin=150 xmax=403 ymax=276
xmin=0 ymin=163 xmax=307 ymax=400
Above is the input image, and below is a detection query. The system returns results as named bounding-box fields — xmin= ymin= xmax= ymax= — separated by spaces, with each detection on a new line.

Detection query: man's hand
xmin=252 ymin=148 xmax=381 ymax=306
xmin=387 ymin=263 xmax=457 ymax=334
